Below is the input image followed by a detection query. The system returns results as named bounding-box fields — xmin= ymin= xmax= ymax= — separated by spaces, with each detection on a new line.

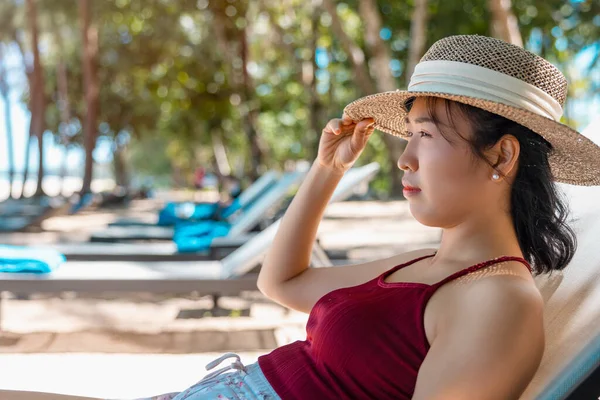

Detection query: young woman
xmin=3 ymin=35 xmax=600 ymax=400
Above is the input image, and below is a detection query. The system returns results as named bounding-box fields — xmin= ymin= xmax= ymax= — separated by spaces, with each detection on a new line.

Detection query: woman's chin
xmin=407 ymin=205 xmax=442 ymax=228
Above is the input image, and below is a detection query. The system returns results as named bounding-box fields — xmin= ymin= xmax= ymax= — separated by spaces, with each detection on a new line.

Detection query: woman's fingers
xmin=324 ymin=118 xmax=345 ymax=135
xmin=341 ymin=112 xmax=353 ymax=126
xmin=324 ymin=117 xmax=374 ymax=136
xmin=350 ymin=118 xmax=376 ymax=153
xmin=355 ymin=118 xmax=375 ymax=134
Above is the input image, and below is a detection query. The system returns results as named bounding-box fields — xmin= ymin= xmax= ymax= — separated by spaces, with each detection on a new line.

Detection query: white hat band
xmin=408 ymin=60 xmax=563 ymax=121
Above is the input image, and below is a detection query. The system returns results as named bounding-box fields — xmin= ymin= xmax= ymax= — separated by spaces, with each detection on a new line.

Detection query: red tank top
xmin=258 ymin=253 xmax=532 ymax=400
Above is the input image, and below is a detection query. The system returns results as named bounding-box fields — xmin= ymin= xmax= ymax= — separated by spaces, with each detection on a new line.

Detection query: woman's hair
xmin=404 ymin=97 xmax=577 ymax=275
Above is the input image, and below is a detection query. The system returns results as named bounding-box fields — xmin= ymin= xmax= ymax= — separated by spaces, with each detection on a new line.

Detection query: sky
xmin=0 ymin=37 xmax=598 ymax=177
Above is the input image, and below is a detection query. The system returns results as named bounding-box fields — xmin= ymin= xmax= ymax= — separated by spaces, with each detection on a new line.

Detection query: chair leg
xmin=175 ymin=294 xmax=251 ymax=318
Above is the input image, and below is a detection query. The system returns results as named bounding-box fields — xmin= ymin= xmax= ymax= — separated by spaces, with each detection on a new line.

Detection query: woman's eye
xmin=405 ymin=130 xmax=431 ymax=138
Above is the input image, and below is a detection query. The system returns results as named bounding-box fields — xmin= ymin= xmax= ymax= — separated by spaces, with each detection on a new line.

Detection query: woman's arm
xmin=257 ymin=160 xmax=345 ymax=290
xmin=412 ymin=274 xmax=545 ymax=400
xmin=257 ymin=116 xmax=376 ymax=312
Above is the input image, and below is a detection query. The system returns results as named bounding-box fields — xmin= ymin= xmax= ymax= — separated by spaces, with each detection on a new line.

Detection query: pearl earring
xmin=492 ymin=173 xmax=500 ymax=180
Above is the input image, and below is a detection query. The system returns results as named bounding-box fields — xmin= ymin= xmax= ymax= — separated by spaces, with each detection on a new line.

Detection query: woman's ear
xmin=489 ymin=134 xmax=520 ymax=179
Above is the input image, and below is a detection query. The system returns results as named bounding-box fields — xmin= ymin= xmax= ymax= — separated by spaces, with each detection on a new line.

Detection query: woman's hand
xmin=317 ymin=114 xmax=375 ymax=173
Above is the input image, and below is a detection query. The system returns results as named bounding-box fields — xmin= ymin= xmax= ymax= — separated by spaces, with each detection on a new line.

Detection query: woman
xmin=4 ymin=35 xmax=600 ymax=400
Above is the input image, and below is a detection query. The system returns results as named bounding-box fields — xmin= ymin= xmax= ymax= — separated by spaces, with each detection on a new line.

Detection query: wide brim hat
xmin=343 ymin=35 xmax=600 ymax=186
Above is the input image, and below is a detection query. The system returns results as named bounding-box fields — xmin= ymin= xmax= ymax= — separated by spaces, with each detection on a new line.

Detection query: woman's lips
xmin=402 ymin=186 xmax=421 ymax=196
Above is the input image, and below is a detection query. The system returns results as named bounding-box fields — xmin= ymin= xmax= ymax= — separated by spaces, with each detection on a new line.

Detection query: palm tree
xmin=0 ymin=45 xmax=15 ymax=198
xmin=26 ymin=0 xmax=47 ymax=197
xmin=79 ymin=0 xmax=100 ymax=195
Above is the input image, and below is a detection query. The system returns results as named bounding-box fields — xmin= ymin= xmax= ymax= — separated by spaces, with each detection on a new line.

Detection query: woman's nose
xmin=397 ymin=147 xmax=416 ymax=172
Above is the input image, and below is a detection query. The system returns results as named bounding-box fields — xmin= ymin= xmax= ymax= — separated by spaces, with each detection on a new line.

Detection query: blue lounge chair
xmin=89 ymin=170 xmax=308 ymax=251
xmin=109 ymin=171 xmax=279 ymax=227
xmin=54 ymin=163 xmax=381 ymax=261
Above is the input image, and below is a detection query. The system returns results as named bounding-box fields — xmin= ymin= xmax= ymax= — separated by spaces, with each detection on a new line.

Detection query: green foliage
xmin=2 ymin=0 xmax=598 ymax=193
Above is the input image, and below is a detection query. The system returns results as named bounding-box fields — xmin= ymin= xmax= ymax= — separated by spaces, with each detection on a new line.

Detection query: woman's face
xmin=398 ymin=97 xmax=495 ymax=228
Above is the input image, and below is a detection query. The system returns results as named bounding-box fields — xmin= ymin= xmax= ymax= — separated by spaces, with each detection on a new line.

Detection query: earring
xmin=492 ymin=173 xmax=500 ymax=180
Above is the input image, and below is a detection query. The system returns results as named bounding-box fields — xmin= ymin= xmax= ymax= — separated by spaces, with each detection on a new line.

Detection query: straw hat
xmin=343 ymin=35 xmax=600 ymax=186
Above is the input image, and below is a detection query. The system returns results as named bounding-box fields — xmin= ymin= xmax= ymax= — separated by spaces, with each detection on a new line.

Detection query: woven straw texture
xmin=344 ymin=35 xmax=600 ymax=186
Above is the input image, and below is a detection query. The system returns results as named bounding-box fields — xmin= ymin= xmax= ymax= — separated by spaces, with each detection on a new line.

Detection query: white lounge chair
xmin=89 ymin=170 xmax=307 ymax=242
xmin=54 ymin=163 xmax=380 ymax=262
xmin=520 ymin=182 xmax=600 ymax=399
xmin=0 ymin=163 xmax=380 ymax=328
xmin=108 ymin=170 xmax=280 ymax=227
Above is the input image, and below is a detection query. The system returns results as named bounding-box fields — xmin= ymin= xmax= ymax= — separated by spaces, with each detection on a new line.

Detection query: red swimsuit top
xmin=258 ymin=253 xmax=532 ymax=400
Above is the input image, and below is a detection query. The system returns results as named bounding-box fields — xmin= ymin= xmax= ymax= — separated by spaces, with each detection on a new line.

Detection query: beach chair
xmin=518 ymin=183 xmax=600 ymax=399
xmin=0 ymin=218 xmax=276 ymax=328
xmin=51 ymin=163 xmax=380 ymax=262
xmin=89 ymin=170 xmax=306 ymax=243
xmin=109 ymin=170 xmax=280 ymax=227
xmin=0 ymin=163 xmax=380 ymax=327
xmin=0 ymin=197 xmax=70 ymax=232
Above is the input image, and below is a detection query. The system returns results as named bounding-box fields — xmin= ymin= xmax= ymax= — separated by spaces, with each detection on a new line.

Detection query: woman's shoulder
xmin=448 ymin=261 xmax=543 ymax=322
xmin=433 ymin=259 xmax=542 ymax=337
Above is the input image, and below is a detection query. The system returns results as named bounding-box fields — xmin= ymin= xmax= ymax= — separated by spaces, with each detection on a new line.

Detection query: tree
xmin=406 ymin=0 xmax=429 ymax=82
xmin=0 ymin=45 xmax=15 ymax=198
xmin=210 ymin=0 xmax=269 ymax=181
xmin=79 ymin=0 xmax=99 ymax=195
xmin=51 ymin=15 xmax=73 ymax=196
xmin=322 ymin=0 xmax=405 ymax=196
xmin=25 ymin=0 xmax=47 ymax=197
xmin=488 ymin=0 xmax=523 ymax=46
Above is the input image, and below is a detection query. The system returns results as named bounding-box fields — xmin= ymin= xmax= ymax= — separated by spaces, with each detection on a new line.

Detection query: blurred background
xmin=0 ymin=0 xmax=598 ymax=200
xmin=0 ymin=0 xmax=599 ymax=398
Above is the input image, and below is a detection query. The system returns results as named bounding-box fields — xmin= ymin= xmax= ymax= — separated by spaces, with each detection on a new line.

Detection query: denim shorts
xmin=137 ymin=353 xmax=281 ymax=400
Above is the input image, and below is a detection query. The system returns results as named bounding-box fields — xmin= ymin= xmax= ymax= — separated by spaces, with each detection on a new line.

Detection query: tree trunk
xmin=113 ymin=145 xmax=129 ymax=188
xmin=306 ymin=0 xmax=322 ymax=162
xmin=322 ymin=0 xmax=405 ymax=197
xmin=240 ymin=23 xmax=265 ymax=181
xmin=362 ymin=9 xmax=404 ymax=197
xmin=25 ymin=0 xmax=47 ymax=198
xmin=262 ymin=0 xmax=321 ymax=161
xmin=53 ymin=20 xmax=72 ymax=196
xmin=212 ymin=2 xmax=267 ymax=181
xmin=321 ymin=0 xmax=374 ymax=95
xmin=406 ymin=0 xmax=429 ymax=84
xmin=488 ymin=0 xmax=523 ymax=46
xmin=60 ymin=146 xmax=70 ymax=196
xmin=79 ymin=0 xmax=100 ymax=195
xmin=211 ymin=129 xmax=232 ymax=178
xmin=0 ymin=47 xmax=15 ymax=199
xmin=26 ymin=0 xmax=47 ymax=197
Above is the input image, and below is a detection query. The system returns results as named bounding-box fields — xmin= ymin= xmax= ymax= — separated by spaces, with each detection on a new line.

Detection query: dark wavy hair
xmin=405 ymin=97 xmax=577 ymax=275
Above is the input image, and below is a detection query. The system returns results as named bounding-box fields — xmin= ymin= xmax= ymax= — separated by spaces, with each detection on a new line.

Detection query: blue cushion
xmin=0 ymin=245 xmax=66 ymax=274
xmin=173 ymin=221 xmax=230 ymax=239
xmin=174 ymin=223 xmax=231 ymax=253
xmin=158 ymin=202 xmax=219 ymax=226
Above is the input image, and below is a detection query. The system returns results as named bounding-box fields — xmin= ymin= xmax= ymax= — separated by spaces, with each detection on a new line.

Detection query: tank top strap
xmin=380 ymin=252 xmax=437 ymax=279
xmin=431 ymin=256 xmax=532 ymax=289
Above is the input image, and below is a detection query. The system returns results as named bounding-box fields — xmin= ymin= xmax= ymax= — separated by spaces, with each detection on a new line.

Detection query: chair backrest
xmin=521 ymin=183 xmax=600 ymax=399
xmin=236 ymin=170 xmax=280 ymax=209
xmin=227 ymin=169 xmax=307 ymax=237
xmin=221 ymin=162 xmax=381 ymax=278
xmin=330 ymin=162 xmax=380 ymax=203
